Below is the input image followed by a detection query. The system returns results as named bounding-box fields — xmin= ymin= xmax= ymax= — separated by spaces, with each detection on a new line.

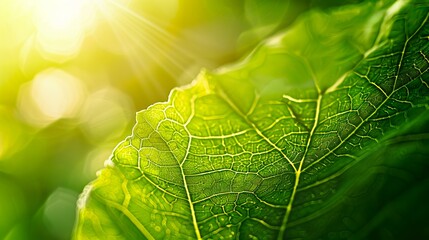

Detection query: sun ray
xmin=94 ymin=1 xmax=171 ymax=98
xmin=107 ymin=1 xmax=195 ymax=71
xmin=92 ymin=0 xmax=204 ymax=99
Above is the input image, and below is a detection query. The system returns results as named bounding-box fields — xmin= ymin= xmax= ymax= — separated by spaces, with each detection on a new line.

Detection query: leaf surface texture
xmin=74 ymin=1 xmax=429 ymax=239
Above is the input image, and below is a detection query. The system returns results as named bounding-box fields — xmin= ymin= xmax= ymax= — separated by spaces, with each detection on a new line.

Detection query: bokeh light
xmin=79 ymin=87 xmax=134 ymax=143
xmin=83 ymin=147 xmax=114 ymax=179
xmin=17 ymin=68 xmax=86 ymax=127
xmin=43 ymin=188 xmax=79 ymax=240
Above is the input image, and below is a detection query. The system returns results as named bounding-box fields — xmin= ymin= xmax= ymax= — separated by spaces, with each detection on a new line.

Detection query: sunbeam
xmin=94 ymin=0 xmax=202 ymax=97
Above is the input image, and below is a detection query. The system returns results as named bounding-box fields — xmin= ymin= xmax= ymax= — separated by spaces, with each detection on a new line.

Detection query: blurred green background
xmin=0 ymin=0 xmax=362 ymax=239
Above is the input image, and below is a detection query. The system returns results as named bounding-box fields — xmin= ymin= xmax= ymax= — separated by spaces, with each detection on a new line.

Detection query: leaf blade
xmin=74 ymin=0 xmax=429 ymax=239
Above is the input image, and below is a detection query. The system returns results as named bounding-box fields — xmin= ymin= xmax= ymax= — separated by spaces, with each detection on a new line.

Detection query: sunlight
xmin=97 ymin=0 xmax=198 ymax=96
xmin=32 ymin=0 xmax=98 ymax=61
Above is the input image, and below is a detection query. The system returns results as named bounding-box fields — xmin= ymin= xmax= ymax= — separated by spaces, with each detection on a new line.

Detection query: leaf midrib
xmin=278 ymin=93 xmax=323 ymax=239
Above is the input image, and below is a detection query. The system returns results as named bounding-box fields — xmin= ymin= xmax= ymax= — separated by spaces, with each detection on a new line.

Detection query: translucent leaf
xmin=244 ymin=0 xmax=289 ymax=28
xmin=74 ymin=0 xmax=429 ymax=239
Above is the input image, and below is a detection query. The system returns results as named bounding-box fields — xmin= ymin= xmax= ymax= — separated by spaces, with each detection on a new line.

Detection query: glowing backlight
xmin=32 ymin=0 xmax=97 ymax=61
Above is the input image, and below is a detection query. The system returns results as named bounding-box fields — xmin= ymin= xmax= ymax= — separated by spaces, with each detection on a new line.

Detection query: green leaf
xmin=244 ymin=0 xmax=289 ymax=28
xmin=238 ymin=0 xmax=289 ymax=52
xmin=74 ymin=0 xmax=429 ymax=239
